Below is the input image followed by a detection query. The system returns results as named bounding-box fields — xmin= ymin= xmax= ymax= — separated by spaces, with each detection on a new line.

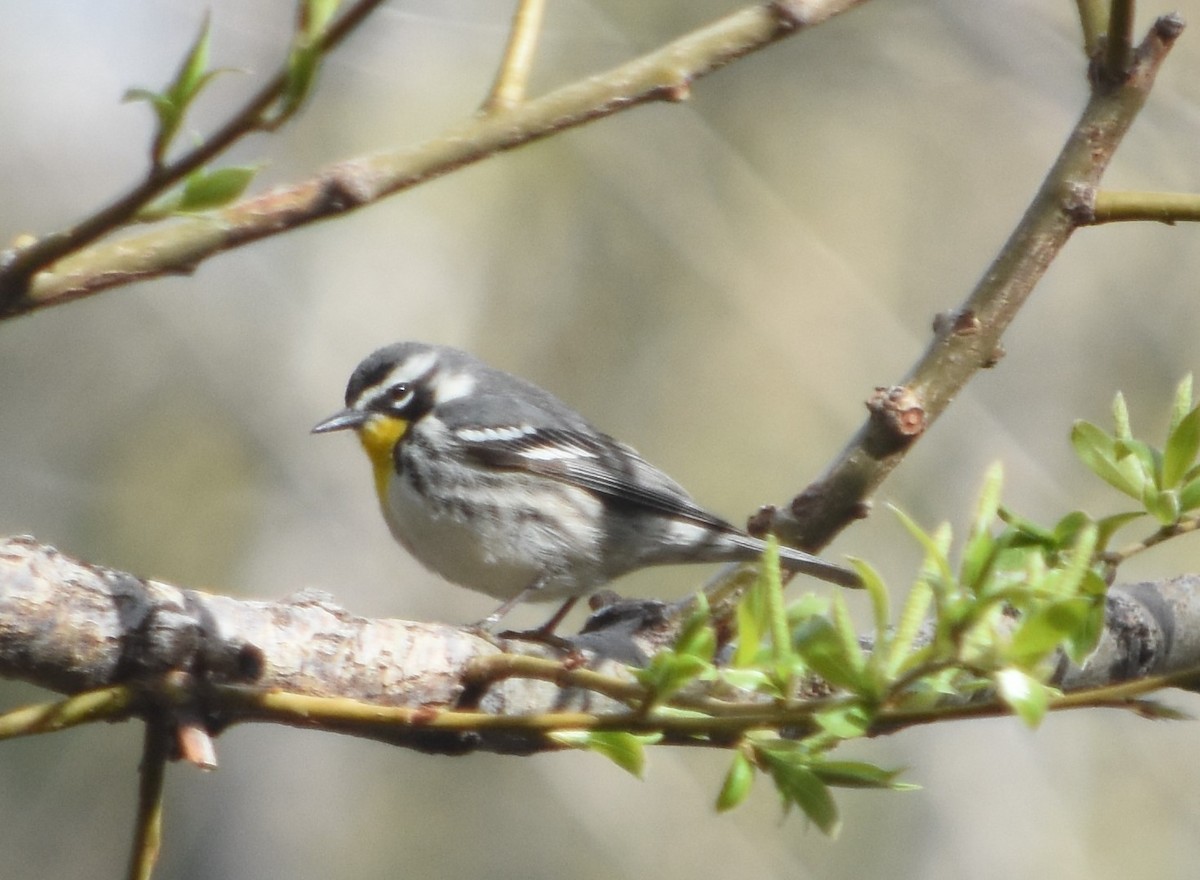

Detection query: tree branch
xmin=1087 ymin=189 xmax=1200 ymax=223
xmin=2 ymin=536 xmax=1198 ymax=758
xmin=481 ymin=0 xmax=548 ymax=113
xmin=0 ymin=0 xmax=869 ymax=318
xmin=0 ymin=0 xmax=390 ymax=313
xmin=769 ymin=13 xmax=1185 ymax=550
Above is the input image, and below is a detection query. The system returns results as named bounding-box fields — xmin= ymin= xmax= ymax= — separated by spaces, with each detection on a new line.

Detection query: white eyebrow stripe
xmin=387 ymin=350 xmax=438 ymax=385
xmin=434 ymin=370 xmax=477 ymax=404
xmin=456 ymin=425 xmax=537 ymax=443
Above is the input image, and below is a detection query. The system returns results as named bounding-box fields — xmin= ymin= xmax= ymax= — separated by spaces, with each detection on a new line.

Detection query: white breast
xmin=380 ymin=458 xmax=608 ymax=603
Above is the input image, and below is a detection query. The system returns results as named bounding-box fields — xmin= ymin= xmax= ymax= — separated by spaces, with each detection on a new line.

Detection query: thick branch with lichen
xmin=1 ymin=536 xmax=1198 ymax=758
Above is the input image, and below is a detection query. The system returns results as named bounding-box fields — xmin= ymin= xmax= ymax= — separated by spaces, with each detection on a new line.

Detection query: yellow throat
xmin=356 ymin=415 xmax=409 ymax=504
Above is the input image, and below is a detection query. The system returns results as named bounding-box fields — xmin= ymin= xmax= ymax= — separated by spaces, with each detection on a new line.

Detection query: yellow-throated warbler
xmin=314 ymin=342 xmax=859 ymax=630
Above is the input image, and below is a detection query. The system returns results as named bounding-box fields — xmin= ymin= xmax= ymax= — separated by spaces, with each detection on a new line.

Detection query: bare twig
xmin=126 ymin=720 xmax=169 ymax=880
xmin=481 ymin=0 xmax=548 ymax=113
xmin=1088 ymin=190 xmax=1200 ymax=224
xmin=1075 ymin=0 xmax=1108 ymax=56
xmin=1102 ymin=515 xmax=1200 ymax=568
xmin=0 ymin=685 xmax=136 ymax=740
xmin=1103 ymin=0 xmax=1138 ymax=82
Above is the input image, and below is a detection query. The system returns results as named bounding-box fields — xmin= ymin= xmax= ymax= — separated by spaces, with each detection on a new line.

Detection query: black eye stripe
xmin=370 ymin=376 xmax=435 ymax=421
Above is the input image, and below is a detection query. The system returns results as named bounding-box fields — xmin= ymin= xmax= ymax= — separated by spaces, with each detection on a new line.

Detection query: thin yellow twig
xmin=482 ymin=0 xmax=548 ymax=113
xmin=1103 ymin=0 xmax=1137 ymax=81
xmin=126 ymin=720 xmax=170 ymax=880
xmin=1090 ymin=190 xmax=1200 ymax=224
xmin=1102 ymin=515 xmax=1200 ymax=567
xmin=0 ymin=685 xmax=136 ymax=740
xmin=1075 ymin=0 xmax=1107 ymax=57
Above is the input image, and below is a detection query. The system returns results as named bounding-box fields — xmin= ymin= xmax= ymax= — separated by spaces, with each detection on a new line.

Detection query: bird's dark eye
xmin=382 ymin=382 xmax=416 ymax=412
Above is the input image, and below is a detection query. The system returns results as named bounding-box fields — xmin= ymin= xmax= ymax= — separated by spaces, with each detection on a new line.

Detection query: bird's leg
xmin=472 ymin=575 xmax=560 ymax=630
xmin=473 ymin=588 xmax=533 ymax=631
xmin=531 ymin=596 xmax=579 ymax=636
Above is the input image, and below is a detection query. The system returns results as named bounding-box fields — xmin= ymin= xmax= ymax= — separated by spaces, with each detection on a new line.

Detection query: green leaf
xmin=270 ymin=0 xmax=343 ymax=129
xmin=961 ymin=463 xmax=1004 ymax=589
xmin=890 ymin=505 xmax=955 ymax=593
xmin=1038 ymin=522 xmax=1097 ymax=600
xmin=761 ymin=752 xmax=840 ymax=834
xmin=1008 ymin=598 xmax=1092 ymax=666
xmin=884 ymin=578 xmax=932 ymax=678
xmin=830 ymin=592 xmax=866 ymax=676
xmin=1118 ymin=438 xmax=1161 ymax=492
xmin=1163 ymin=406 xmax=1200 ymax=489
xmin=1145 ymin=487 xmax=1181 ymax=525
xmin=718 ymin=667 xmax=779 ymax=697
xmin=636 ymin=652 xmax=708 ymax=701
xmin=716 ymin=751 xmax=756 ymax=812
xmin=734 ymin=556 xmax=769 ymax=669
xmin=856 ymin=559 xmax=890 ymax=645
xmin=1093 ymin=511 xmax=1144 ymax=550
xmin=548 ymin=730 xmax=660 ymax=778
xmin=812 ymin=704 xmax=873 ymax=738
xmin=794 ymin=613 xmax=864 ymax=693
xmin=674 ymin=593 xmax=715 ymax=661
xmin=1063 ymin=593 xmax=1106 ymax=663
xmin=277 ymin=43 xmax=322 ymax=123
xmin=1169 ymin=374 xmax=1194 ymax=436
xmin=1050 ymin=510 xmax=1093 ymax=548
xmin=1112 ymin=391 xmax=1132 ymax=441
xmin=171 ymin=14 xmax=214 ymax=102
xmin=1071 ymin=420 xmax=1145 ymax=499
xmin=760 ymin=538 xmax=792 ymax=668
xmin=300 ymin=0 xmax=342 ymax=38
xmin=810 ymin=760 xmax=913 ymax=790
xmin=1179 ymin=477 xmax=1200 ymax=513
xmin=999 ymin=506 xmax=1057 ymax=546
xmin=123 ymin=15 xmax=227 ymax=164
xmin=177 ymin=165 xmax=258 ymax=212
xmin=996 ymin=668 xmax=1050 ymax=728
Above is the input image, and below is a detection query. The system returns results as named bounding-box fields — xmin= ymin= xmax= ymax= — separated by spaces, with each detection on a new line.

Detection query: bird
xmin=313 ymin=342 xmax=859 ymax=632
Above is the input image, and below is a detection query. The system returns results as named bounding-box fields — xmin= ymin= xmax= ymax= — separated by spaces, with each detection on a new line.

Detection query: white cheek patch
xmin=434 ymin=370 xmax=477 ymax=404
xmin=456 ymin=425 xmax=537 ymax=443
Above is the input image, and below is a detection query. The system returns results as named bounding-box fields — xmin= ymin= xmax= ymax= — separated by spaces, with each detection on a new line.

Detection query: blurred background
xmin=3 ymin=1 xmax=1200 ymax=877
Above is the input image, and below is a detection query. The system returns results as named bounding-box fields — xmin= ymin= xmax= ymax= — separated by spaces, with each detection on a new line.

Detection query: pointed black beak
xmin=312 ymin=408 xmax=367 ymax=434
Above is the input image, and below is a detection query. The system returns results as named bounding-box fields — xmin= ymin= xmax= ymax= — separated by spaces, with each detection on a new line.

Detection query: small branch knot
xmin=866 ymin=385 xmax=927 ymax=440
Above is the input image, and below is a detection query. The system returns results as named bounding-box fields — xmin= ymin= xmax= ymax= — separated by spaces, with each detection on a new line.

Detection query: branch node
xmin=932 ymin=308 xmax=981 ymax=338
xmin=746 ymin=504 xmax=777 ymax=538
xmin=176 ymin=718 xmax=218 ymax=770
xmin=866 ymin=386 xmax=927 ymax=441
xmin=1064 ymin=181 xmax=1097 ymax=224
xmin=1153 ymin=13 xmax=1186 ymax=43
xmin=659 ymin=77 xmax=693 ymax=103
xmin=770 ymin=0 xmax=813 ymax=29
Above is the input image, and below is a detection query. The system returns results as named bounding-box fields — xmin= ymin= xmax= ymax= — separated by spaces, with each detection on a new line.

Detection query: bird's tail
xmin=730 ymin=533 xmax=861 ymax=589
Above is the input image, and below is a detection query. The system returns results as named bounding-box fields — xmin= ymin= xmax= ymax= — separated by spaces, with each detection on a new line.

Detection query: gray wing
xmin=453 ymin=424 xmax=737 ymax=533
